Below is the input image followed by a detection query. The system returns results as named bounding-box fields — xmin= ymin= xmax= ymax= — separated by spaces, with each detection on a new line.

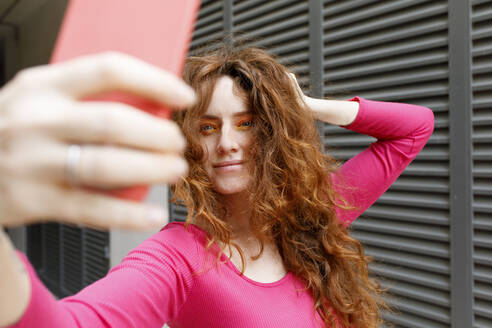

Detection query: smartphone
xmin=51 ymin=0 xmax=200 ymax=201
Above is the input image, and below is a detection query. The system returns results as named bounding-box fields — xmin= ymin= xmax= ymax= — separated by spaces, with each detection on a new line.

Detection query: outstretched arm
xmin=7 ymin=224 xmax=199 ymax=328
xmin=0 ymin=52 xmax=195 ymax=327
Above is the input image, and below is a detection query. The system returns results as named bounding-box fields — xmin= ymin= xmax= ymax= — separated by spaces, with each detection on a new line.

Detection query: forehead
xmin=204 ymin=76 xmax=249 ymax=117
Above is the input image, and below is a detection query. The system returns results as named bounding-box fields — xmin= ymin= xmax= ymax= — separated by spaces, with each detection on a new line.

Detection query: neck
xmin=218 ymin=191 xmax=284 ymax=275
xmin=220 ymin=190 xmax=252 ymax=239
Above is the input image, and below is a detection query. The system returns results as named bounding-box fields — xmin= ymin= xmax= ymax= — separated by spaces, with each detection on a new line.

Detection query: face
xmin=198 ymin=76 xmax=254 ymax=195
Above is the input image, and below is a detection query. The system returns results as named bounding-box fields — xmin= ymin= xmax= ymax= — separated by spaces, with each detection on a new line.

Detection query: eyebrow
xmin=200 ymin=111 xmax=251 ymax=120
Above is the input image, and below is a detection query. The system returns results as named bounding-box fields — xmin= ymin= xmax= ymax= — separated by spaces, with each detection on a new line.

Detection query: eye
xmin=236 ymin=119 xmax=253 ymax=130
xmin=200 ymin=124 xmax=213 ymax=131
xmin=199 ymin=123 xmax=218 ymax=135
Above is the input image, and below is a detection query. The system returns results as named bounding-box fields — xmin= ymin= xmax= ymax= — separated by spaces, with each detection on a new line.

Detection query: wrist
xmin=305 ymin=98 xmax=359 ymax=126
xmin=302 ymin=96 xmax=321 ymax=120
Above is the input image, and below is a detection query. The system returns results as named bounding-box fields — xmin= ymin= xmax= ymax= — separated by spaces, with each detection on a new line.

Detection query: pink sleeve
xmin=9 ymin=224 xmax=199 ymax=328
xmin=332 ymin=97 xmax=434 ymax=227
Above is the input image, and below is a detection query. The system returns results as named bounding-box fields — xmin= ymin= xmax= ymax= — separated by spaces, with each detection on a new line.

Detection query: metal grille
xmin=27 ymin=224 xmax=109 ymax=298
xmin=233 ymin=0 xmax=309 ymax=83
xmin=61 ymin=224 xmax=83 ymax=294
xmin=322 ymin=1 xmax=449 ymax=327
xmin=472 ymin=0 xmax=492 ymax=327
xmin=189 ymin=0 xmax=225 ymax=55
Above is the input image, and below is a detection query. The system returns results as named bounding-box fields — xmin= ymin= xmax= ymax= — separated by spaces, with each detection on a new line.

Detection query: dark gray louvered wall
xmin=27 ymin=224 xmax=109 ymax=297
xmin=472 ymin=0 xmax=492 ymax=327
xmin=190 ymin=0 xmax=225 ymax=55
xmin=322 ymin=1 xmax=449 ymax=327
xmin=232 ymin=0 xmax=310 ymax=84
xmin=167 ymin=1 xmax=484 ymax=327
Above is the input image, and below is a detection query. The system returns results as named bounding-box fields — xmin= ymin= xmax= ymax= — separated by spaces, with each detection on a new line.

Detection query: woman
xmin=0 ymin=46 xmax=434 ymax=328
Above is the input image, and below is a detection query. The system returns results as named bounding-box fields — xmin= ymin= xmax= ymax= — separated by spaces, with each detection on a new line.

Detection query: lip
xmin=213 ymin=160 xmax=244 ymax=168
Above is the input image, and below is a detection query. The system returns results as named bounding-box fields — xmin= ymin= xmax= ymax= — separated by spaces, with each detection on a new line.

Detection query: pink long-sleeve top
xmin=10 ymin=97 xmax=434 ymax=328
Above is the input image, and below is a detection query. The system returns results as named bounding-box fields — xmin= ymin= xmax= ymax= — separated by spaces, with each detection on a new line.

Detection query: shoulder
xmin=122 ymin=222 xmax=206 ymax=270
xmin=157 ymin=221 xmax=203 ymax=245
xmin=144 ymin=221 xmax=204 ymax=253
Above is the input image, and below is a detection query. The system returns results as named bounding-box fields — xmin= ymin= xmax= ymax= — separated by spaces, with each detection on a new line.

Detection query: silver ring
xmin=65 ymin=144 xmax=82 ymax=186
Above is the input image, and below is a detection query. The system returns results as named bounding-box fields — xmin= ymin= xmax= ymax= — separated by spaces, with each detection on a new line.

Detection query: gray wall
xmin=109 ymin=185 xmax=168 ymax=268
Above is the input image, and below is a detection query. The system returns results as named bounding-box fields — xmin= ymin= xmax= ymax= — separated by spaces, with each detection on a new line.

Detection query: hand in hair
xmin=286 ymin=72 xmax=308 ymax=107
xmin=287 ymin=71 xmax=359 ymax=126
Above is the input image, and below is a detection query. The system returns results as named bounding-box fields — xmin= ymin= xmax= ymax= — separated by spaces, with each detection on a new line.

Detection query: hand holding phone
xmin=0 ymin=51 xmax=198 ymax=230
xmin=51 ymin=0 xmax=200 ymax=201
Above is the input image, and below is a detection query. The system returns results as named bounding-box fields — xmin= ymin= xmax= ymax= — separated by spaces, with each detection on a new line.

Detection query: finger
xmin=15 ymin=52 xmax=196 ymax=109
xmin=0 ymin=178 xmax=168 ymax=230
xmin=288 ymin=72 xmax=299 ymax=86
xmin=56 ymin=186 xmax=169 ymax=230
xmin=2 ymin=137 xmax=188 ymax=188
xmin=76 ymin=145 xmax=189 ymax=188
xmin=10 ymin=139 xmax=188 ymax=187
xmin=40 ymin=101 xmax=187 ymax=153
xmin=287 ymin=72 xmax=303 ymax=95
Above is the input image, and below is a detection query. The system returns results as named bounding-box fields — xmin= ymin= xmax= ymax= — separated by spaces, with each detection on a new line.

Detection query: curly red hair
xmin=172 ymin=45 xmax=387 ymax=328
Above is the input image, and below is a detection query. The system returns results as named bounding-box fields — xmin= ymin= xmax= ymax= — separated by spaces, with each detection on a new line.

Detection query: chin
xmin=213 ymin=177 xmax=250 ymax=195
xmin=214 ymin=184 xmax=248 ymax=195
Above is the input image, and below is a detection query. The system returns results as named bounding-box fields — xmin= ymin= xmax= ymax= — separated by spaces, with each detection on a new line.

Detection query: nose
xmin=216 ymin=124 xmax=239 ymax=155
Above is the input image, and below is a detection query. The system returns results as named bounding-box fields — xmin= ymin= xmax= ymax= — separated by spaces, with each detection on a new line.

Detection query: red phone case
xmin=51 ymin=0 xmax=200 ymax=201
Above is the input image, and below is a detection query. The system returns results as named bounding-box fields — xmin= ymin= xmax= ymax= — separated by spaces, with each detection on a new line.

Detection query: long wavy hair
xmin=172 ymin=45 xmax=387 ymax=327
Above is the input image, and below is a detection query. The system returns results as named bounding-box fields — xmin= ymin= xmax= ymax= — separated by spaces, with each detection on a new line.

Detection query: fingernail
xmin=146 ymin=206 xmax=167 ymax=225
